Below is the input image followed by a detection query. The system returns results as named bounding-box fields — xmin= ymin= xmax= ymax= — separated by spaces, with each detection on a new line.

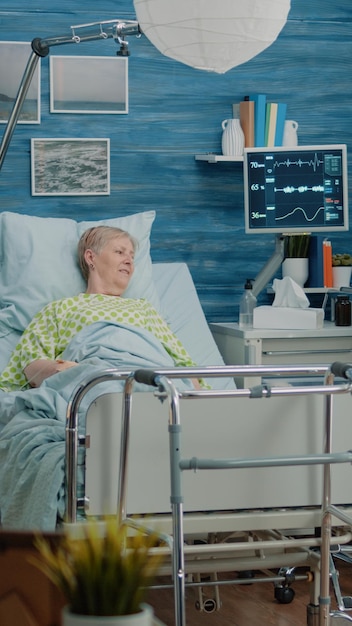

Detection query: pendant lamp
xmin=134 ymin=0 xmax=291 ymax=74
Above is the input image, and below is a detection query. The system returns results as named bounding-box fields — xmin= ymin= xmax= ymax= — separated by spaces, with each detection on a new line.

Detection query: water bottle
xmin=239 ymin=279 xmax=257 ymax=329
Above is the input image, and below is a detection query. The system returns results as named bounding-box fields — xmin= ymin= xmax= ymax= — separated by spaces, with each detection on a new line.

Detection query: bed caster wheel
xmin=238 ymin=570 xmax=254 ymax=579
xmin=342 ymin=596 xmax=352 ymax=609
xmin=204 ymin=598 xmax=218 ymax=613
xmin=274 ymin=585 xmax=295 ymax=604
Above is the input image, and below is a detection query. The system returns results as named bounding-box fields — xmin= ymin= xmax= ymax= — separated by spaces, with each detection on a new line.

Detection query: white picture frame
xmin=31 ymin=138 xmax=110 ymax=196
xmin=0 ymin=41 xmax=41 ymax=124
xmin=50 ymin=55 xmax=128 ymax=114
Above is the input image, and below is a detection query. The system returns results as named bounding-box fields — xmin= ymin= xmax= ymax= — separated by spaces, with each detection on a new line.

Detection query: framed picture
xmin=0 ymin=41 xmax=41 ymax=124
xmin=31 ymin=138 xmax=110 ymax=196
xmin=50 ymin=56 xmax=128 ymax=114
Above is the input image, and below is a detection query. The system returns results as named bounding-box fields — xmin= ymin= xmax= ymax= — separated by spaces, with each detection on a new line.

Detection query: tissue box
xmin=253 ymin=306 xmax=324 ymax=330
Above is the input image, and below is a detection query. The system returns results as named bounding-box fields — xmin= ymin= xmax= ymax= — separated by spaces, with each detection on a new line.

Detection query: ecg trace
xmin=275 ymin=205 xmax=325 ymax=223
xmin=272 ymin=152 xmax=324 ymax=172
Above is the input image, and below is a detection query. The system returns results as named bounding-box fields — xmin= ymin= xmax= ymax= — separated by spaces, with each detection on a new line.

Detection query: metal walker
xmin=66 ymin=362 xmax=352 ymax=626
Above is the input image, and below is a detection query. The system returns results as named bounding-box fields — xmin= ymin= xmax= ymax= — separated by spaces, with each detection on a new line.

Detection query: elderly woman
xmin=0 ymin=226 xmax=201 ymax=390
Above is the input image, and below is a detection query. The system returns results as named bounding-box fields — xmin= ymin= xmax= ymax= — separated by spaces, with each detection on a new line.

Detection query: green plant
xmin=283 ymin=234 xmax=311 ymax=259
xmin=31 ymin=518 xmax=164 ymax=617
xmin=332 ymin=253 xmax=352 ymax=267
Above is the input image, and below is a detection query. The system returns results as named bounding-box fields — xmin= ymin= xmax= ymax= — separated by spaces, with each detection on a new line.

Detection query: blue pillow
xmin=0 ymin=211 xmax=159 ymax=332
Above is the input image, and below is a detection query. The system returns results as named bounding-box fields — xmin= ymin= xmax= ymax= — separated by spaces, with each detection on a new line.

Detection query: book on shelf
xmin=265 ymin=102 xmax=278 ymax=147
xmin=239 ymin=97 xmax=255 ymax=147
xmin=249 ymin=93 xmax=266 ymax=147
xmin=274 ymin=102 xmax=287 ymax=146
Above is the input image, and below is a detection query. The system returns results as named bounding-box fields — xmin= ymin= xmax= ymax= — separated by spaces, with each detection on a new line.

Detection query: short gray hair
xmin=78 ymin=225 xmax=138 ymax=280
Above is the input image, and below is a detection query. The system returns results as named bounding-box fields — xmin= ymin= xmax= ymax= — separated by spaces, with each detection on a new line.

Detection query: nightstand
xmin=209 ymin=321 xmax=352 ymax=388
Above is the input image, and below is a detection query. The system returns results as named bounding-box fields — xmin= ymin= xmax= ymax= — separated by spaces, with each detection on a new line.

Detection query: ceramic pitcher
xmin=282 ymin=120 xmax=298 ymax=146
xmin=221 ymin=119 xmax=244 ymax=156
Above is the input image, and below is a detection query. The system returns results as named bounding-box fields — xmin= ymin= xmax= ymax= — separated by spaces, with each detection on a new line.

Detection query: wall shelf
xmin=194 ymin=154 xmax=244 ymax=163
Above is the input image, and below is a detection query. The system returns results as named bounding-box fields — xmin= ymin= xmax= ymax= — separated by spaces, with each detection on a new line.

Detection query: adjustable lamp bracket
xmin=0 ymin=19 xmax=141 ymax=170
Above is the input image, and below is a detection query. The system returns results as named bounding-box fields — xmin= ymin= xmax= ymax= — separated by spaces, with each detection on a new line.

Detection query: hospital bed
xmin=0 ymin=210 xmax=352 ymax=625
xmin=70 ymin=261 xmax=352 ymax=624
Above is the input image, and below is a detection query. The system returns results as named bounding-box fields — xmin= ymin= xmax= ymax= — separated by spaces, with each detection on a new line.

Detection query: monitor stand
xmin=252 ymin=235 xmax=285 ymax=298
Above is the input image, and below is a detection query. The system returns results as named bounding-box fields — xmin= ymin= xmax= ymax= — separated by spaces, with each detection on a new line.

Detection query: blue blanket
xmin=0 ymin=322 xmax=194 ymax=530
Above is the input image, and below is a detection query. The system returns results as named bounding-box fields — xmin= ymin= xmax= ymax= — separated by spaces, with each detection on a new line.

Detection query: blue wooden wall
xmin=0 ymin=1 xmax=351 ymax=321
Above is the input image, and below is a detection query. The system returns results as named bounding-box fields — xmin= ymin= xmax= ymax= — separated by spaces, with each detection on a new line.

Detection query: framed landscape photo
xmin=31 ymin=138 xmax=110 ymax=196
xmin=0 ymin=41 xmax=41 ymax=124
xmin=50 ymin=55 xmax=128 ymax=114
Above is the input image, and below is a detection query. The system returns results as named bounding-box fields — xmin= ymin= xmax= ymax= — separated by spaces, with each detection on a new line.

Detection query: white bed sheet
xmin=153 ymin=262 xmax=233 ymax=389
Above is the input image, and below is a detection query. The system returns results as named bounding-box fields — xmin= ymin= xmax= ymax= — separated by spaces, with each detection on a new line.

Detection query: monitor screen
xmin=243 ymin=144 xmax=349 ymax=234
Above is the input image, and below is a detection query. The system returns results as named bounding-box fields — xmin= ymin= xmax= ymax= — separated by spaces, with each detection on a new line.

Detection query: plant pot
xmin=332 ymin=266 xmax=352 ymax=290
xmin=62 ymin=603 xmax=154 ymax=626
xmin=282 ymin=258 xmax=309 ymax=288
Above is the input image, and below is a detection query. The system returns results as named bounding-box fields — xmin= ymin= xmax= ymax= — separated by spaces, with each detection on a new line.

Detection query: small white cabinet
xmin=210 ymin=321 xmax=352 ymax=387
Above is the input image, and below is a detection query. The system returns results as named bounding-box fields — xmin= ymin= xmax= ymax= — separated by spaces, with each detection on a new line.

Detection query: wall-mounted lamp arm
xmin=35 ymin=19 xmax=141 ymax=52
xmin=0 ymin=19 xmax=141 ymax=171
xmin=0 ymin=50 xmax=40 ymax=170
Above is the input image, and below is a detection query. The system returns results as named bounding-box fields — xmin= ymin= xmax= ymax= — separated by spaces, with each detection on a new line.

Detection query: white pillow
xmin=0 ymin=210 xmax=159 ymax=332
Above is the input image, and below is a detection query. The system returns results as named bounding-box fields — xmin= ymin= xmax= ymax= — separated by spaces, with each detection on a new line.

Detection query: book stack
xmin=234 ymin=94 xmax=287 ymax=148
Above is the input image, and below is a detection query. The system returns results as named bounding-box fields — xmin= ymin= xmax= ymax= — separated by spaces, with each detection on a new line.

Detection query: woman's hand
xmin=24 ymin=358 xmax=78 ymax=388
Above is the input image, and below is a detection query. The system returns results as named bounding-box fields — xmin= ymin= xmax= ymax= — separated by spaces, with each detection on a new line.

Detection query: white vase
xmin=62 ymin=604 xmax=154 ymax=626
xmin=332 ymin=266 xmax=352 ymax=290
xmin=282 ymin=258 xmax=309 ymax=287
xmin=221 ymin=119 xmax=245 ymax=156
xmin=282 ymin=120 xmax=298 ymax=146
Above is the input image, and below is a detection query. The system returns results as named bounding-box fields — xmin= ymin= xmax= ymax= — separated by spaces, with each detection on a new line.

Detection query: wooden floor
xmin=146 ymin=562 xmax=352 ymax=626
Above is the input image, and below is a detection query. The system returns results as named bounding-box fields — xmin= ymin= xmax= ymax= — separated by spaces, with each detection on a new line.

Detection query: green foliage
xmin=31 ymin=519 xmax=164 ymax=616
xmin=284 ymin=234 xmax=311 ymax=259
xmin=332 ymin=253 xmax=352 ymax=266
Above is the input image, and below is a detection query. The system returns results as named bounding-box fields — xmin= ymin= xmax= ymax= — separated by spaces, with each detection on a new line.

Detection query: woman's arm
xmin=0 ymin=300 xmax=74 ymax=390
xmin=24 ymin=359 xmax=78 ymax=388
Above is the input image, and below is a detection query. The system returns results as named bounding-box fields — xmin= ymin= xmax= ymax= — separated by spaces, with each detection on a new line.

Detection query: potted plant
xmin=31 ymin=518 xmax=164 ymax=626
xmin=332 ymin=253 xmax=352 ymax=267
xmin=283 ymin=233 xmax=311 ymax=259
xmin=282 ymin=233 xmax=311 ymax=287
xmin=332 ymin=253 xmax=352 ymax=289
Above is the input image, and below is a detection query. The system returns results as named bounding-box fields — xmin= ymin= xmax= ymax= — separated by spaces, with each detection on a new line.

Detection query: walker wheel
xmin=195 ymin=598 xmax=218 ymax=612
xmin=203 ymin=598 xmax=217 ymax=613
xmin=274 ymin=586 xmax=295 ymax=604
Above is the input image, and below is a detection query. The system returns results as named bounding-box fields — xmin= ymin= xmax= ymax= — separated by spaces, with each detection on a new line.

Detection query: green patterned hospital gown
xmin=0 ymin=294 xmax=197 ymax=391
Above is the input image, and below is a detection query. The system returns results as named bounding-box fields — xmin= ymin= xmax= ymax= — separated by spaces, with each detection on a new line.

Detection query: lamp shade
xmin=134 ymin=0 xmax=291 ymax=74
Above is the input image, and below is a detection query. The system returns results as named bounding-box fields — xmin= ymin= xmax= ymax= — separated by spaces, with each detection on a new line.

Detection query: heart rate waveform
xmin=271 ymin=152 xmax=324 ymax=172
xmin=275 ymin=205 xmax=325 ymax=223
xmin=276 ymin=185 xmax=325 ymax=194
